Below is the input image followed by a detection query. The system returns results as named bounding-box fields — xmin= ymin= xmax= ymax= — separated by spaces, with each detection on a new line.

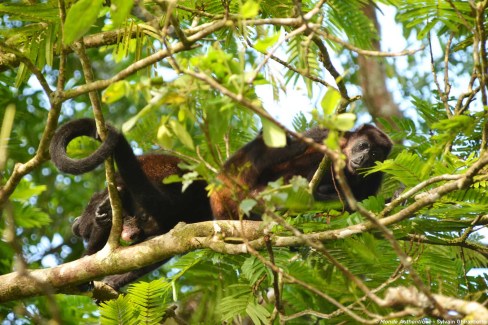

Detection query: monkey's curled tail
xmin=49 ymin=118 xmax=120 ymax=174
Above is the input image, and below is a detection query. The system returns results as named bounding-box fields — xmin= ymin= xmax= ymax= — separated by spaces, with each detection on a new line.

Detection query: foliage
xmin=0 ymin=0 xmax=487 ymax=324
xmin=99 ymin=279 xmax=172 ymax=325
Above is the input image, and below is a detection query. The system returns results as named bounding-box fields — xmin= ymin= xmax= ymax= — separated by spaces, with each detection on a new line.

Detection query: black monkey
xmin=211 ymin=124 xmax=393 ymax=219
xmin=51 ymin=119 xmax=391 ymax=288
xmin=50 ymin=118 xmax=212 ymax=289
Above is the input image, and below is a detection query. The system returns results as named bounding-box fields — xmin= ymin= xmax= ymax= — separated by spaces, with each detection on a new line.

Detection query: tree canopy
xmin=0 ymin=0 xmax=487 ymax=324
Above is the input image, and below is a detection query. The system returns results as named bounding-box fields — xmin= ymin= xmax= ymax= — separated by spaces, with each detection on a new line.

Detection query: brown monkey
xmin=210 ymin=125 xmax=393 ymax=219
xmin=50 ymin=118 xmax=212 ymax=289
xmin=50 ymin=119 xmax=391 ymax=289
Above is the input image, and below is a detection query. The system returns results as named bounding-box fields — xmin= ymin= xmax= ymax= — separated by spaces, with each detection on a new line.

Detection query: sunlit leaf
xmin=254 ymin=31 xmax=281 ymax=52
xmin=111 ymin=0 xmax=134 ymax=26
xmin=321 ymin=88 xmax=341 ymax=116
xmin=157 ymin=123 xmax=173 ymax=149
xmin=169 ymin=120 xmax=194 ymax=150
xmin=64 ymin=0 xmax=104 ymax=45
xmin=334 ymin=113 xmax=356 ymax=131
xmin=102 ymin=81 xmax=129 ymax=104
xmin=261 ymin=118 xmax=286 ymax=148
xmin=240 ymin=199 xmax=257 ymax=216
xmin=240 ymin=0 xmax=260 ymax=18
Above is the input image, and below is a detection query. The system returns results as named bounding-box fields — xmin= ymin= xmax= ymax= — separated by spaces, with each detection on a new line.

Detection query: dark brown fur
xmin=50 ymin=119 xmax=212 ymax=289
xmin=211 ymin=125 xmax=392 ymax=219
xmin=51 ymin=119 xmax=391 ymax=289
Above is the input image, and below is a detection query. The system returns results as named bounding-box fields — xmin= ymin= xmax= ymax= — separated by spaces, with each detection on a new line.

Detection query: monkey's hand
xmin=95 ymin=196 xmax=113 ymax=226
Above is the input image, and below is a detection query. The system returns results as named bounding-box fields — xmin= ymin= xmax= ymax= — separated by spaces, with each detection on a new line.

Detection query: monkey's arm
xmin=224 ymin=128 xmax=327 ymax=177
xmin=72 ymin=190 xmax=114 ymax=255
xmin=102 ymin=261 xmax=165 ymax=290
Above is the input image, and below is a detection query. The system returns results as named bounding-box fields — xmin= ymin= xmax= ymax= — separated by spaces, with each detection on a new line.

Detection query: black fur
xmin=51 ymin=119 xmax=392 ymax=289
xmin=50 ymin=118 xmax=212 ymax=290
xmin=211 ymin=124 xmax=393 ymax=219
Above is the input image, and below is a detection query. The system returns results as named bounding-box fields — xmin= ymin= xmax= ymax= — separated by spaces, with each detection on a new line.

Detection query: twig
xmin=248 ymin=24 xmax=308 ymax=84
xmin=312 ymin=36 xmax=350 ymax=111
xmin=265 ymin=235 xmax=283 ymax=317
xmin=241 ymin=233 xmax=372 ymax=323
xmin=61 ymin=18 xmax=228 ymax=100
xmin=401 ymin=233 xmax=488 ymax=259
xmin=0 ymin=42 xmax=52 ymax=96
xmin=313 ymin=28 xmax=425 ymax=57
xmin=381 ymin=174 xmax=461 ymax=217
xmin=428 ymin=33 xmax=451 ymax=117
xmin=308 ymin=154 xmax=330 ymax=194
xmin=72 ymin=40 xmax=123 ymax=252
xmin=182 ymin=68 xmax=338 ymax=160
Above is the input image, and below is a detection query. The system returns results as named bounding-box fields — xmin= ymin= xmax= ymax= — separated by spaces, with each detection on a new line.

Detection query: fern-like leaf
xmin=397 ymin=0 xmax=473 ymax=39
xmin=99 ymin=295 xmax=138 ymax=325
xmin=219 ymin=284 xmax=270 ymax=324
xmin=367 ymin=150 xmax=427 ymax=186
xmin=127 ymin=279 xmax=172 ymax=325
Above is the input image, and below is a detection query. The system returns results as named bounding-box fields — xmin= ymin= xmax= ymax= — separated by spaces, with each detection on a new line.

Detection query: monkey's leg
xmin=102 ymin=261 xmax=165 ymax=290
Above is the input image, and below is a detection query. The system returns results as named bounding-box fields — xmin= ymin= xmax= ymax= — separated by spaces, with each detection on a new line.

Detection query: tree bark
xmin=358 ymin=4 xmax=403 ymax=126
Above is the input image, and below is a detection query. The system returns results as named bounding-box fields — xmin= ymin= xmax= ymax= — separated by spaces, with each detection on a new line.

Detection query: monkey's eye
xmin=358 ymin=142 xmax=369 ymax=150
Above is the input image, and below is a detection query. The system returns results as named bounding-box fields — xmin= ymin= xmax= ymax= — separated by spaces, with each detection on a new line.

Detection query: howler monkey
xmin=50 ymin=119 xmax=391 ymax=289
xmin=50 ymin=118 xmax=212 ymax=289
xmin=210 ymin=124 xmax=393 ymax=219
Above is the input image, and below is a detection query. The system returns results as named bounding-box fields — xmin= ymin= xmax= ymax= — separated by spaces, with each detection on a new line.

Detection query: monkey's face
xmin=121 ymin=213 xmax=160 ymax=243
xmin=347 ymin=139 xmax=376 ymax=173
xmin=344 ymin=133 xmax=390 ymax=175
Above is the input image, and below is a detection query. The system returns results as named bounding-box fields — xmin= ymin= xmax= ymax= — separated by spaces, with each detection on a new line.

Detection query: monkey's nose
xmin=121 ymin=228 xmax=142 ymax=242
xmin=350 ymin=158 xmax=363 ymax=168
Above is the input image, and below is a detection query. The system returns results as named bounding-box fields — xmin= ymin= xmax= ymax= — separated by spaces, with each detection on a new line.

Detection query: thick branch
xmin=0 ymin=220 xmax=261 ymax=303
xmin=383 ymin=286 xmax=488 ymax=320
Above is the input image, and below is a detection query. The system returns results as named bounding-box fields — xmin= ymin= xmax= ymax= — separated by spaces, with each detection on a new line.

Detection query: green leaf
xmin=162 ymin=174 xmax=181 ymax=185
xmin=102 ymin=80 xmax=129 ymax=104
xmin=63 ymin=0 xmax=104 ymax=45
xmin=333 ymin=113 xmax=356 ymax=131
xmin=156 ymin=123 xmax=172 ymax=149
xmin=254 ymin=31 xmax=281 ymax=53
xmin=181 ymin=171 xmax=200 ymax=192
xmin=169 ymin=120 xmax=195 ymax=150
xmin=110 ymin=0 xmax=134 ymax=26
xmin=241 ymin=256 xmax=268 ymax=284
xmin=127 ymin=279 xmax=171 ymax=324
xmin=122 ymin=104 xmax=154 ymax=133
xmin=368 ymin=150 xmax=427 ymax=187
xmin=240 ymin=0 xmax=260 ymax=18
xmin=12 ymin=202 xmax=51 ymax=228
xmin=219 ymin=284 xmax=253 ymax=321
xmin=11 ymin=179 xmax=46 ymax=201
xmin=246 ymin=302 xmax=270 ymax=325
xmin=321 ymin=88 xmax=341 ymax=116
xmin=99 ymin=294 xmax=138 ymax=325
xmin=432 ymin=115 xmax=475 ymax=136
xmin=261 ymin=118 xmax=286 ymax=148
xmin=240 ymin=199 xmax=257 ymax=216
xmin=324 ymin=129 xmax=339 ymax=150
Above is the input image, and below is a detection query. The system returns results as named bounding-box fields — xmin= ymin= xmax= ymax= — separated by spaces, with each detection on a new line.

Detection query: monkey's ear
xmin=72 ymin=217 xmax=81 ymax=236
xmin=355 ymin=124 xmax=371 ymax=131
xmin=355 ymin=124 xmax=388 ymax=137
xmin=354 ymin=124 xmax=379 ymax=134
